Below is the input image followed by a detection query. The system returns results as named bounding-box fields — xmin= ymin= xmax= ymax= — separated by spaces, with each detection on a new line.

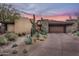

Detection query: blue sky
xmin=12 ymin=3 xmax=79 ymax=16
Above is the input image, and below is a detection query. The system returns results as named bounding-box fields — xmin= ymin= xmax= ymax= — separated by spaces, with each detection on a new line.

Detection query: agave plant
xmin=25 ymin=35 xmax=32 ymax=44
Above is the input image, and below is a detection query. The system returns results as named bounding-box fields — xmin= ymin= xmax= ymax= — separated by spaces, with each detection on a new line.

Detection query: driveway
xmin=27 ymin=33 xmax=79 ymax=56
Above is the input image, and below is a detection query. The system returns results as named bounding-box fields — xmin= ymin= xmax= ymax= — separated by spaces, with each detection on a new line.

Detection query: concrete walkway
xmin=27 ymin=33 xmax=79 ymax=56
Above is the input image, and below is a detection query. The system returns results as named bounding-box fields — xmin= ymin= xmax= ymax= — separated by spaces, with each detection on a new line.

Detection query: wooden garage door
xmin=49 ymin=26 xmax=65 ymax=33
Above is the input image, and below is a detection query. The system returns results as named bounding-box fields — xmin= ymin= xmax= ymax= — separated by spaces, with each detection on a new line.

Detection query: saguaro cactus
xmin=30 ymin=14 xmax=36 ymax=37
xmin=27 ymin=14 xmax=48 ymax=44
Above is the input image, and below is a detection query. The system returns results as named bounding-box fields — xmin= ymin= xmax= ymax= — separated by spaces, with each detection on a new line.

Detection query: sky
xmin=12 ymin=3 xmax=79 ymax=21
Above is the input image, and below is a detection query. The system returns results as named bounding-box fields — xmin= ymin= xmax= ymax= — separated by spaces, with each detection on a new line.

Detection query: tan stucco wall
xmin=7 ymin=24 xmax=14 ymax=32
xmin=66 ymin=26 xmax=73 ymax=33
xmin=14 ymin=18 xmax=32 ymax=34
xmin=7 ymin=17 xmax=32 ymax=34
xmin=66 ymin=23 xmax=78 ymax=33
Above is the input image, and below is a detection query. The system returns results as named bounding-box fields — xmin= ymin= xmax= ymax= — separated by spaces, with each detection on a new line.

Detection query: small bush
xmin=72 ymin=31 xmax=77 ymax=33
xmin=23 ymin=49 xmax=28 ymax=54
xmin=25 ymin=35 xmax=32 ymax=45
xmin=12 ymin=44 xmax=18 ymax=48
xmin=0 ymin=36 xmax=8 ymax=46
xmin=5 ymin=32 xmax=18 ymax=41
xmin=43 ymin=35 xmax=47 ymax=39
xmin=18 ymin=33 xmax=22 ymax=37
xmin=40 ymin=28 xmax=48 ymax=35
xmin=75 ymin=31 xmax=79 ymax=36
xmin=12 ymin=50 xmax=18 ymax=54
xmin=32 ymin=32 xmax=40 ymax=40
xmin=22 ymin=32 xmax=26 ymax=36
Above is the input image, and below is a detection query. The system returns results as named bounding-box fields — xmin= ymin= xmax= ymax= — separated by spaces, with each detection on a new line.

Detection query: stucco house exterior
xmin=7 ymin=17 xmax=32 ymax=34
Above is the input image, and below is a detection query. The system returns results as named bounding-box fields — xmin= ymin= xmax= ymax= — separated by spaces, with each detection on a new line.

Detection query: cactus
xmin=30 ymin=14 xmax=36 ymax=37
xmin=25 ymin=35 xmax=32 ymax=44
xmin=29 ymin=14 xmax=48 ymax=41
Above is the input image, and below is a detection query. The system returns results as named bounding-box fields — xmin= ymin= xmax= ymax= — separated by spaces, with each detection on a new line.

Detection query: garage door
xmin=49 ymin=26 xmax=65 ymax=33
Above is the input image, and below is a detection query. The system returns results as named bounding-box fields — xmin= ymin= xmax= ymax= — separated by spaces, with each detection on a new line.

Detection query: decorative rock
xmin=12 ymin=44 xmax=18 ymax=48
xmin=23 ymin=49 xmax=28 ymax=54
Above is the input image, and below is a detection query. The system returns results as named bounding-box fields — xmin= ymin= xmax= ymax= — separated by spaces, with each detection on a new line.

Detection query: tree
xmin=0 ymin=4 xmax=20 ymax=33
xmin=0 ymin=3 xmax=20 ymax=23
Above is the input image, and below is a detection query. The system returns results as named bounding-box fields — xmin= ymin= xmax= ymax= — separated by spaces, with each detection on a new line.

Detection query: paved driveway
xmin=27 ymin=33 xmax=79 ymax=56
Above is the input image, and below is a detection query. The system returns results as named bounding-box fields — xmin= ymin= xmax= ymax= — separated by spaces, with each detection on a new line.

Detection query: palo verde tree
xmin=0 ymin=4 xmax=20 ymax=23
xmin=0 ymin=4 xmax=20 ymax=33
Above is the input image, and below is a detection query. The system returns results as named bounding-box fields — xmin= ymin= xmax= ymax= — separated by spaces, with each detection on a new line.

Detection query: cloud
xmin=12 ymin=3 xmax=79 ymax=16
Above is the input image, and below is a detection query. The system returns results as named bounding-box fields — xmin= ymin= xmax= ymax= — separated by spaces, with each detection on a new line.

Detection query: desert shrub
xmin=75 ymin=31 xmax=79 ymax=36
xmin=43 ymin=35 xmax=47 ymax=39
xmin=0 ymin=36 xmax=8 ymax=46
xmin=18 ymin=33 xmax=23 ymax=37
xmin=39 ymin=34 xmax=45 ymax=41
xmin=12 ymin=50 xmax=18 ymax=54
xmin=33 ymin=32 xmax=47 ymax=40
xmin=22 ymin=32 xmax=26 ymax=36
xmin=12 ymin=44 xmax=18 ymax=48
xmin=18 ymin=32 xmax=26 ymax=37
xmin=25 ymin=35 xmax=32 ymax=44
xmin=40 ymin=28 xmax=48 ymax=35
xmin=23 ymin=49 xmax=28 ymax=54
xmin=72 ymin=30 xmax=77 ymax=34
xmin=5 ymin=32 xmax=18 ymax=41
xmin=34 ymin=32 xmax=40 ymax=40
